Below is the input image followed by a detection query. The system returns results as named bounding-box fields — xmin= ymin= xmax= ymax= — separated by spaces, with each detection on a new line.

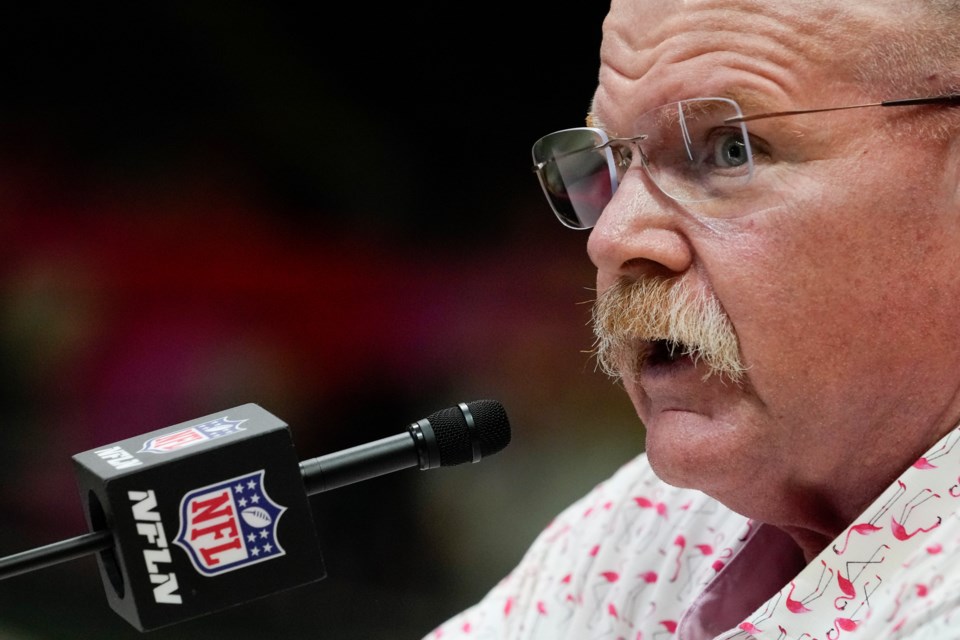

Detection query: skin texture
xmin=587 ymin=0 xmax=960 ymax=560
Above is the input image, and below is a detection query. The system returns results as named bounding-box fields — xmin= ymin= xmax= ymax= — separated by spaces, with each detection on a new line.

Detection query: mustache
xmin=591 ymin=276 xmax=746 ymax=383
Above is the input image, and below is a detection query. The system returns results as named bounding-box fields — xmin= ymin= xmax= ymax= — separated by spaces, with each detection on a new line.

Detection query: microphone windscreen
xmin=428 ymin=400 xmax=511 ymax=466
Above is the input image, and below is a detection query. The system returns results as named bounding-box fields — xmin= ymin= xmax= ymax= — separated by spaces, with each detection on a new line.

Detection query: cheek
xmin=704 ymin=155 xmax=960 ymax=417
xmin=716 ymin=152 xmax=950 ymax=327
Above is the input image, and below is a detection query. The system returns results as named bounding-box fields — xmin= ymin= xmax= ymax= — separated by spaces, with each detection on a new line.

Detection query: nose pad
xmin=610 ymin=147 xmax=630 ymax=186
xmin=612 ymin=141 xmax=649 ymax=184
xmin=608 ymin=142 xmax=655 ymax=213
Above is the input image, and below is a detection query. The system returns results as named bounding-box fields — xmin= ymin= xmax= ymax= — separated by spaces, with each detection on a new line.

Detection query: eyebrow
xmin=717 ymin=89 xmax=778 ymax=119
xmin=586 ymin=88 xmax=774 ymax=132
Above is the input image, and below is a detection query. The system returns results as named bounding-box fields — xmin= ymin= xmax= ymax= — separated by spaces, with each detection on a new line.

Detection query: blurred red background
xmin=0 ymin=3 xmax=642 ymax=638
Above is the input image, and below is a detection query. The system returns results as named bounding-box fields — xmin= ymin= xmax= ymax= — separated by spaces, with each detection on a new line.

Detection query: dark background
xmin=0 ymin=3 xmax=643 ymax=638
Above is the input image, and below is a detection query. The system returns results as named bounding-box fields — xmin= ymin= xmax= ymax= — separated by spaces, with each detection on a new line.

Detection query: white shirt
xmin=425 ymin=425 xmax=960 ymax=639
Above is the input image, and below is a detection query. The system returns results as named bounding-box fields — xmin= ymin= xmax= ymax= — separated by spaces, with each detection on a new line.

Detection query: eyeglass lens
xmin=532 ymin=98 xmax=752 ymax=229
xmin=532 ymin=128 xmax=616 ymax=229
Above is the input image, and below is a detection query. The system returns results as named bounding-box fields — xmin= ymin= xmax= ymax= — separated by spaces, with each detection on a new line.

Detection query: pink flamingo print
xmin=825 ymin=616 xmax=858 ymax=639
xmin=836 ymin=543 xmax=888 ymax=609
xmin=832 ymin=481 xmax=904 ymax=556
xmin=916 ymin=428 xmax=960 ymax=466
xmin=891 ymin=515 xmax=941 ymax=541
xmin=740 ymin=588 xmax=782 ymax=631
xmin=833 ymin=523 xmax=883 ymax=555
xmin=834 ymin=570 xmax=856 ymax=610
xmin=652 ymin=620 xmax=677 ymax=639
xmin=526 ymin=599 xmax=552 ymax=638
xmin=884 ymin=581 xmax=909 ymax=625
xmin=786 ymin=581 xmax=812 ymax=614
xmin=554 ymin=572 xmax=580 ymax=621
xmin=786 ymin=561 xmax=833 ymax=613
xmin=890 ymin=487 xmax=941 ymax=541
xmin=915 ymin=574 xmax=944 ymax=598
xmin=712 ymin=547 xmax=734 ymax=572
xmin=615 ymin=494 xmax=669 ymax=552
xmin=669 ymin=535 xmax=686 ymax=582
xmin=623 ymin=570 xmax=658 ymax=615
xmin=588 ymin=570 xmax=620 ymax=630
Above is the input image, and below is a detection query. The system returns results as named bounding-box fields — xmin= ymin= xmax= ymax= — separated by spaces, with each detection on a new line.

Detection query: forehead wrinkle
xmin=599 ymin=1 xmax=892 ymax=120
xmin=602 ymin=6 xmax=828 ymax=78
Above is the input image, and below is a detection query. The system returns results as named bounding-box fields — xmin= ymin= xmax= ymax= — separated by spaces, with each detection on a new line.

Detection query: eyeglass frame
xmin=532 ymin=93 xmax=960 ymax=229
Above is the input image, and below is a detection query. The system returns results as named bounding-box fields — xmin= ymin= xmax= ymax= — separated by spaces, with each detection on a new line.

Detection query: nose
xmin=586 ymin=170 xmax=694 ymax=287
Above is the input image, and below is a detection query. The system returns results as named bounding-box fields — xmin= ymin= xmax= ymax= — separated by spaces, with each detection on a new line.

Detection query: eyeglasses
xmin=532 ymin=94 xmax=960 ymax=230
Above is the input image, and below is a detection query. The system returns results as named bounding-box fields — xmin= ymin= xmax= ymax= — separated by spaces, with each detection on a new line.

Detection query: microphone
xmin=0 ymin=399 xmax=510 ymax=631
xmin=301 ymin=400 xmax=511 ymax=494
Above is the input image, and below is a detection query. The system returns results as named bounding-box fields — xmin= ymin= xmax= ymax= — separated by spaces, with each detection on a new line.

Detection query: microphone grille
xmin=428 ymin=399 xmax=511 ymax=466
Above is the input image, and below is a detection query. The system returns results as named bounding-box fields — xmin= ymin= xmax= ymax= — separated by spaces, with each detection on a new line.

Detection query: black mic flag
xmin=0 ymin=400 xmax=511 ymax=632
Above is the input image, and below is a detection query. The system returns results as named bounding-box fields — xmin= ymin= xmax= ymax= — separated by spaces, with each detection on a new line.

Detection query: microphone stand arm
xmin=0 ymin=529 xmax=112 ymax=580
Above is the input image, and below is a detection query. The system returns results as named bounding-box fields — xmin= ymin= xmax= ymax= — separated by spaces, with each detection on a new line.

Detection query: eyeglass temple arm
xmin=726 ymin=94 xmax=960 ymax=123
xmin=881 ymin=95 xmax=960 ymax=107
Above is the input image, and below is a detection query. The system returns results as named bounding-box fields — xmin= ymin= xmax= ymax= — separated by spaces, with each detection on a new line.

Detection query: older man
xmin=427 ymin=1 xmax=960 ymax=638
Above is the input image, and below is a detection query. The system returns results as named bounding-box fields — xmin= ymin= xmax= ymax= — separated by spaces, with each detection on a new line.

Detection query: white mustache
xmin=591 ymin=276 xmax=746 ymax=383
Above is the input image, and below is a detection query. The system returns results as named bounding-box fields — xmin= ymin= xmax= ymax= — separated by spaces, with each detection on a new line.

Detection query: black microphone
xmin=0 ymin=399 xmax=511 ymax=631
xmin=301 ymin=400 xmax=511 ymax=494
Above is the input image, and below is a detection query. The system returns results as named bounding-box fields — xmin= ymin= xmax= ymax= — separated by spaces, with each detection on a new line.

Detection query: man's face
xmin=588 ymin=0 xmax=960 ymax=533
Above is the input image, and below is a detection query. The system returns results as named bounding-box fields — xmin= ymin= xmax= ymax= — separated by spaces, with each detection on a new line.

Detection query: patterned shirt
xmin=425 ymin=425 xmax=960 ymax=639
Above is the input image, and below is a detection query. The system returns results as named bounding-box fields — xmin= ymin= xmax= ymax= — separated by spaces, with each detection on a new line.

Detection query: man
xmin=426 ymin=0 xmax=960 ymax=638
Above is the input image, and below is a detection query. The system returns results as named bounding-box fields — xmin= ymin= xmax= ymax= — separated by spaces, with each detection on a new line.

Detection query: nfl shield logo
xmin=174 ymin=470 xmax=287 ymax=576
xmin=139 ymin=417 xmax=248 ymax=455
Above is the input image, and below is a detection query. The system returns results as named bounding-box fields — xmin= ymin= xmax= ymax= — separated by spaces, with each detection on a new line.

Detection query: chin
xmin=645 ymin=443 xmax=712 ymax=490
xmin=641 ymin=409 xmax=749 ymax=492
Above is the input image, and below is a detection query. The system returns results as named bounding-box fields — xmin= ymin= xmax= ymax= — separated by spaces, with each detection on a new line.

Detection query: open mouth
xmin=645 ymin=339 xmax=692 ymax=367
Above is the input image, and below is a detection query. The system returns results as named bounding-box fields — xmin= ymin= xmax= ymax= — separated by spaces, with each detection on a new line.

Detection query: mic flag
xmin=73 ymin=404 xmax=326 ymax=631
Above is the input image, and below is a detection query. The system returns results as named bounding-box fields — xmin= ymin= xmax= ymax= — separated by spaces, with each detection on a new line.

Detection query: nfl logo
xmin=139 ymin=417 xmax=248 ymax=455
xmin=174 ymin=470 xmax=287 ymax=576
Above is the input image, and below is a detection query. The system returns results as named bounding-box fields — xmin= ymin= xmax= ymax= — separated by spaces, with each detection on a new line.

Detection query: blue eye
xmin=713 ymin=133 xmax=749 ymax=168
